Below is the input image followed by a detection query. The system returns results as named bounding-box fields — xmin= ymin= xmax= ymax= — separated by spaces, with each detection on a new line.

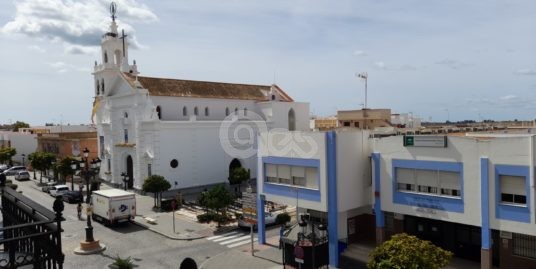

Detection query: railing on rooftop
xmin=0 ymin=186 xmax=64 ymax=269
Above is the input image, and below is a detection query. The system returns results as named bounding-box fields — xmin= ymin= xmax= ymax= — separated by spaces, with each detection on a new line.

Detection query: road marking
xmin=212 ymin=234 xmax=241 ymax=242
xmin=219 ymin=235 xmax=250 ymax=245
xmin=206 ymin=231 xmax=239 ymax=241
xmin=206 ymin=231 xmax=258 ymax=248
xmin=227 ymin=237 xmax=257 ymax=248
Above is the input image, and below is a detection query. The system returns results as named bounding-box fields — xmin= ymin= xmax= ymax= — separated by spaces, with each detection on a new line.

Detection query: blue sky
xmin=1 ymin=0 xmax=535 ymax=125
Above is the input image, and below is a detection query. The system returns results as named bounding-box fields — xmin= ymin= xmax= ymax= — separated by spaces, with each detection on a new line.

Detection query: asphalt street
xmin=10 ymin=175 xmax=279 ymax=269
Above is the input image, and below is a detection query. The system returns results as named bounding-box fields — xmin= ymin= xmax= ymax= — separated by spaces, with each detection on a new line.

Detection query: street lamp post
xmin=73 ymin=148 xmax=104 ymax=254
xmin=121 ymin=172 xmax=128 ymax=191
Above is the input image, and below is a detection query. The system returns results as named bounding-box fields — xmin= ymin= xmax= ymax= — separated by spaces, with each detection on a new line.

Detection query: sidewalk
xmin=101 ymin=184 xmax=238 ymax=240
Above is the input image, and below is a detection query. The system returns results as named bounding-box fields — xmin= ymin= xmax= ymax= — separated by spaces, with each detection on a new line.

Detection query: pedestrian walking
xmin=77 ymin=203 xmax=82 ymax=220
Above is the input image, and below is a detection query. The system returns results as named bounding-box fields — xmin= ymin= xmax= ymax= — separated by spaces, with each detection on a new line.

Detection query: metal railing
xmin=0 ymin=186 xmax=64 ymax=268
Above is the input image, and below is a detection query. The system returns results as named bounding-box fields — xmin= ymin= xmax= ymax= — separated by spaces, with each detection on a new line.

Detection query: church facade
xmin=92 ymin=17 xmax=309 ymax=191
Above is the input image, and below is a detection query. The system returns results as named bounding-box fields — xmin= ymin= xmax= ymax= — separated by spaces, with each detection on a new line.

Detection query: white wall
xmin=0 ymin=131 xmax=37 ymax=164
xmin=374 ymin=135 xmax=536 ymax=236
xmin=336 ymin=130 xmax=373 ymax=212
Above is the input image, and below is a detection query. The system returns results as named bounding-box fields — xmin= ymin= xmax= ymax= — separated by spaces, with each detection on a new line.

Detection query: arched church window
xmin=104 ymin=51 xmax=108 ymax=63
xmin=205 ymin=107 xmax=209 ymax=116
xmin=101 ymin=79 xmax=105 ymax=94
xmin=234 ymin=108 xmax=238 ymax=115
xmin=225 ymin=107 xmax=230 ymax=116
xmin=114 ymin=50 xmax=121 ymax=65
xmin=96 ymin=80 xmax=100 ymax=95
xmin=124 ymin=112 xmax=128 ymax=118
xmin=288 ymin=108 xmax=296 ymax=131
xmin=156 ymin=106 xmax=162 ymax=120
xmin=183 ymin=106 xmax=188 ymax=116
xmin=194 ymin=107 xmax=199 ymax=116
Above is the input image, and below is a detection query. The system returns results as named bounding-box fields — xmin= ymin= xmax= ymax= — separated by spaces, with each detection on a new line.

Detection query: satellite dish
xmin=110 ymin=2 xmax=117 ymax=21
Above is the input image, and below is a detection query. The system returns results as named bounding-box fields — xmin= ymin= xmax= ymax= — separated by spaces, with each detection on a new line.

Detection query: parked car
xmin=238 ymin=211 xmax=277 ymax=229
xmin=49 ymin=185 xmax=69 ymax=197
xmin=42 ymin=181 xmax=59 ymax=193
xmin=14 ymin=171 xmax=31 ymax=181
xmin=3 ymin=166 xmax=26 ymax=176
xmin=62 ymin=191 xmax=84 ymax=203
xmin=0 ymin=165 xmax=8 ymax=173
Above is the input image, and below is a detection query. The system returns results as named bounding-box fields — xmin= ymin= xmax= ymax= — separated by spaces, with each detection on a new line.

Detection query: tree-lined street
xmin=8 ymin=172 xmax=282 ymax=269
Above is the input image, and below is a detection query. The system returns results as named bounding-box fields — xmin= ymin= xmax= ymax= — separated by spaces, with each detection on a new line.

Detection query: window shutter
xmin=439 ymin=171 xmax=460 ymax=190
xmin=291 ymin=166 xmax=305 ymax=177
xmin=266 ymin=164 xmax=277 ymax=178
xmin=278 ymin=165 xmax=291 ymax=180
xmin=416 ymin=169 xmax=437 ymax=186
xmin=305 ymin=167 xmax=318 ymax=189
xmin=396 ymin=168 xmax=415 ymax=184
xmin=501 ymin=175 xmax=526 ymax=196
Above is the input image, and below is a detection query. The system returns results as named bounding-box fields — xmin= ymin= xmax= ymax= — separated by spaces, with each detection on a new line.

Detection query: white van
xmin=49 ymin=185 xmax=69 ymax=197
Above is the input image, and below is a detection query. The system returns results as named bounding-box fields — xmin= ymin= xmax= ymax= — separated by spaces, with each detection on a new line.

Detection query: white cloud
xmin=353 ymin=50 xmax=367 ymax=57
xmin=27 ymin=45 xmax=45 ymax=53
xmin=2 ymin=0 xmax=157 ymax=54
xmin=435 ymin=59 xmax=472 ymax=70
xmin=500 ymin=95 xmax=517 ymax=101
xmin=48 ymin=61 xmax=89 ymax=73
xmin=466 ymin=94 xmax=536 ymax=110
xmin=374 ymin=61 xmax=416 ymax=71
xmin=515 ymin=69 xmax=536 ymax=75
xmin=64 ymin=44 xmax=98 ymax=55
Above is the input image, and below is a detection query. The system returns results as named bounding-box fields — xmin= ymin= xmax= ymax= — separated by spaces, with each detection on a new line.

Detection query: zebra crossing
xmin=206 ymin=231 xmax=257 ymax=248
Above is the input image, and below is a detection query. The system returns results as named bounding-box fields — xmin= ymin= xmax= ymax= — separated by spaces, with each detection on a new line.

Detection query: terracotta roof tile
xmin=123 ymin=73 xmax=292 ymax=101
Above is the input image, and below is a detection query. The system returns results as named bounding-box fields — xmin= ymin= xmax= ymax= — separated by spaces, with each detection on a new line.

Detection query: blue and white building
xmin=256 ymin=130 xmax=536 ymax=268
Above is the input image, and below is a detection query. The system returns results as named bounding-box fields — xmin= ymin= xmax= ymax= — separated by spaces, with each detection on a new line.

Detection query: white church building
xmin=92 ymin=15 xmax=309 ymax=191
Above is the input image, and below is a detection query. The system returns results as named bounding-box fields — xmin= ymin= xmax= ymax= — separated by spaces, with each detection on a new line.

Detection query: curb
xmin=131 ymin=219 xmax=207 ymax=241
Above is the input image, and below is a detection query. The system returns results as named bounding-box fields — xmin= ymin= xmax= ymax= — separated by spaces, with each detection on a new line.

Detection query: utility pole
xmin=356 ymin=72 xmax=368 ymax=129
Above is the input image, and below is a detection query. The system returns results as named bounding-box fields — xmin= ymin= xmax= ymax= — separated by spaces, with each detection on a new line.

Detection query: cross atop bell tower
xmin=93 ymin=2 xmax=139 ymax=97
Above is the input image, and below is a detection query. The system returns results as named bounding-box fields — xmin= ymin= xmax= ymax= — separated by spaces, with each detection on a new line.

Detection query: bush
xmin=367 ymin=233 xmax=452 ymax=269
xmin=197 ymin=213 xmax=215 ymax=223
xmin=213 ymin=213 xmax=230 ymax=224
xmin=112 ymin=256 xmax=134 ymax=269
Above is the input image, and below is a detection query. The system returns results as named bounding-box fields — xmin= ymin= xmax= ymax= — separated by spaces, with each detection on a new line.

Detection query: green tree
xmin=204 ymin=185 xmax=234 ymax=227
xmin=367 ymin=233 xmax=452 ymax=269
xmin=228 ymin=167 xmax=250 ymax=193
xmin=11 ymin=121 xmax=30 ymax=132
xmin=30 ymin=152 xmax=57 ymax=183
xmin=0 ymin=147 xmax=17 ymax=165
xmin=55 ymin=156 xmax=76 ymax=184
xmin=28 ymin=152 xmax=40 ymax=180
xmin=142 ymin=175 xmax=171 ymax=208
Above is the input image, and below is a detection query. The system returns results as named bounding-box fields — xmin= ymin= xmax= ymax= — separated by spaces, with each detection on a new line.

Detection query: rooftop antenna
xmin=110 ymin=2 xmax=117 ymax=22
xmin=356 ymin=71 xmax=368 ymax=129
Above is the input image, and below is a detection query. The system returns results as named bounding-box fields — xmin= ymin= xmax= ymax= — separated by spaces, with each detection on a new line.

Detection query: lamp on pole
xmin=73 ymin=147 xmax=104 ymax=254
xmin=356 ymin=72 xmax=368 ymax=129
xmin=121 ymin=172 xmax=128 ymax=191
